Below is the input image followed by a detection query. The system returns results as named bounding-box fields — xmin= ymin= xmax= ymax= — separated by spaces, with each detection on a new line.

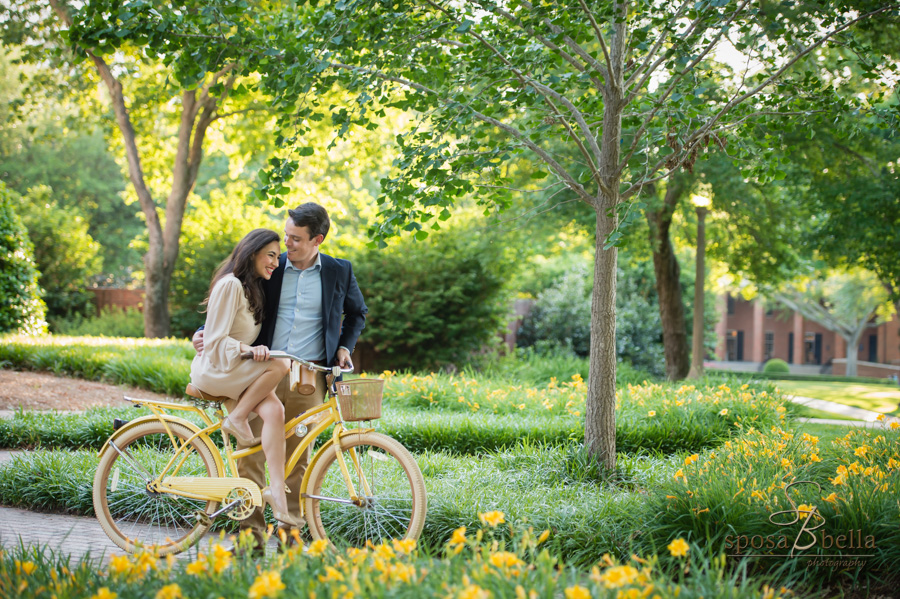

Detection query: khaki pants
xmin=227 ymin=370 xmax=326 ymax=548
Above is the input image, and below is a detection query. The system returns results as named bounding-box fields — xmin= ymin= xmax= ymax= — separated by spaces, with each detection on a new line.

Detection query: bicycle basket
xmin=336 ymin=379 xmax=384 ymax=421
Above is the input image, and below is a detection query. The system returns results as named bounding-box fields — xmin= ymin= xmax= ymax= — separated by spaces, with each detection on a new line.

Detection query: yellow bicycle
xmin=92 ymin=352 xmax=427 ymax=555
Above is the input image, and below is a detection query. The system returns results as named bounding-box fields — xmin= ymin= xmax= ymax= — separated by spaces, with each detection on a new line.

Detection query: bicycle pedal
xmin=194 ymin=511 xmax=212 ymax=527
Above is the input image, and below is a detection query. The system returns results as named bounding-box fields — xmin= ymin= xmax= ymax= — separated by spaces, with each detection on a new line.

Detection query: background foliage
xmin=0 ymin=183 xmax=46 ymax=335
xmin=352 ymin=225 xmax=516 ymax=370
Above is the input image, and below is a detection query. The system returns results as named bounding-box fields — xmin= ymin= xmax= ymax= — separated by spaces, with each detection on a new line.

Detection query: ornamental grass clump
xmin=615 ymin=382 xmax=787 ymax=454
xmin=640 ymin=421 xmax=900 ymax=589
xmin=2 ymin=514 xmax=792 ymax=599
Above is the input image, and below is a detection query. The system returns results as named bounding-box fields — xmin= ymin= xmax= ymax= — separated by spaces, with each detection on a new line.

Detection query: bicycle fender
xmin=98 ymin=414 xmax=225 ymax=477
xmin=299 ymin=428 xmax=374 ymax=495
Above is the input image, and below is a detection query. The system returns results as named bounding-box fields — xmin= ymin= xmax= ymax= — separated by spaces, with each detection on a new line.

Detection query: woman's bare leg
xmin=256 ymin=393 xmax=291 ymax=514
xmin=227 ymin=358 xmax=289 ymax=439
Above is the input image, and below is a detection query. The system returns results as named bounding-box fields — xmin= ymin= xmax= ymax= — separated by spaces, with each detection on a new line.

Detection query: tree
xmin=775 ymin=268 xmax=894 ymax=376
xmin=0 ymin=183 xmax=46 ymax=335
xmin=17 ymin=1 xmax=273 ymax=337
xmin=89 ymin=0 xmax=897 ymax=467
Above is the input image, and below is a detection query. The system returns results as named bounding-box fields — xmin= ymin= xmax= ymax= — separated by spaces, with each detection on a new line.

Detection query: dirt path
xmin=0 ymin=369 xmax=171 ymax=412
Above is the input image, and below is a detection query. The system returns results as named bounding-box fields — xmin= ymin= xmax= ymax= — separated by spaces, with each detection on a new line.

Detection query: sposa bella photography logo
xmin=724 ymin=480 xmax=877 ymax=569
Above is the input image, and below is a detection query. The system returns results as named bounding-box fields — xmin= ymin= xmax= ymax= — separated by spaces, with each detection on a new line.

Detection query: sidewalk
xmin=0 ymin=449 xmax=278 ymax=563
xmin=787 ymin=394 xmax=900 ymax=427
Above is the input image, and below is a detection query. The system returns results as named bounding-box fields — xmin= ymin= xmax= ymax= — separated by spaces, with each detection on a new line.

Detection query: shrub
xmin=516 ymin=262 xmax=666 ymax=376
xmin=352 ymin=226 xmax=515 ymax=370
xmin=762 ymin=358 xmax=790 ymax=374
xmin=18 ymin=185 xmax=103 ymax=324
xmin=0 ymin=183 xmax=47 ymax=335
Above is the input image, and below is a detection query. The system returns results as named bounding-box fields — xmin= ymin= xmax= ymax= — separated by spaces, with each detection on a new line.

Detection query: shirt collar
xmin=284 ymin=252 xmax=322 ymax=273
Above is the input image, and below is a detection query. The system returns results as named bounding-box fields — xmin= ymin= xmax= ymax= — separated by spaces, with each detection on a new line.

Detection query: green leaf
xmin=455 ymin=19 xmax=473 ymax=33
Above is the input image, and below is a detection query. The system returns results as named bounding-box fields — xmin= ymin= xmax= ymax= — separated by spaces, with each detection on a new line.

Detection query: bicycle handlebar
xmin=240 ymin=350 xmax=354 ymax=374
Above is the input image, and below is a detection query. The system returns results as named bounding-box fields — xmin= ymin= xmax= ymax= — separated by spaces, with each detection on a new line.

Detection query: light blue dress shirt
xmin=270 ymin=254 xmax=326 ymax=360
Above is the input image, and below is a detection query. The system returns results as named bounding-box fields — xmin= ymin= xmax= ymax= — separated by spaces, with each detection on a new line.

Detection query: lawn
xmin=775 ymin=379 xmax=900 ymax=415
xmin=2 ymin=334 xmax=900 ymax=597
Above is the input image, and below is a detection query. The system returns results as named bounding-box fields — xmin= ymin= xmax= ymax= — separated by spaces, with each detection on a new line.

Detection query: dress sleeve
xmin=203 ymin=277 xmax=245 ymax=372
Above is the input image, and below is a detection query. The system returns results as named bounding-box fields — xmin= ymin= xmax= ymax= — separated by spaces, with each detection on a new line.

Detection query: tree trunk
xmin=143 ymin=247 xmax=172 ymax=338
xmin=647 ymin=184 xmax=690 ymax=380
xmin=584 ymin=0 xmax=627 ymax=470
xmin=844 ymin=336 xmax=859 ymax=377
xmin=587 ymin=209 xmax=618 ymax=469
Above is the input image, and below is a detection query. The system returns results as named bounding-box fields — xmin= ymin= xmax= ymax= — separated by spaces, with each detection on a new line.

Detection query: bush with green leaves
xmin=17 ymin=185 xmax=103 ymax=325
xmin=351 ymin=226 xmax=515 ymax=370
xmin=0 ymin=183 xmax=47 ymax=335
xmin=516 ymin=262 xmax=666 ymax=375
xmin=762 ymin=358 xmax=790 ymax=374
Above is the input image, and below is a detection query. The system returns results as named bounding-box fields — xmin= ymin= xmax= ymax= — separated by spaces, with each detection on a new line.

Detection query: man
xmin=193 ymin=202 xmax=367 ymax=553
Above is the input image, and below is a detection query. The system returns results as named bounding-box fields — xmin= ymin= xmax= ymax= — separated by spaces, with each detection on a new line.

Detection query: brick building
xmin=713 ymin=295 xmax=900 ymax=378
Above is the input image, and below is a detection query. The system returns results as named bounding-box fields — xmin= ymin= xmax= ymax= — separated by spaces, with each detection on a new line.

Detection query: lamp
xmin=688 ymin=188 xmax=712 ymax=379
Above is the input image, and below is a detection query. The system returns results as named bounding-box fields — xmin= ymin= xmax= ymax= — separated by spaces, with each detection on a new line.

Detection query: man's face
xmin=284 ymin=220 xmax=323 ymax=268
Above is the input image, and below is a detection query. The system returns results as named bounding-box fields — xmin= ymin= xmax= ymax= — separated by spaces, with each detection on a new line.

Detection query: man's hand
xmin=192 ymin=330 xmax=204 ymax=355
xmin=336 ymin=347 xmax=353 ymax=370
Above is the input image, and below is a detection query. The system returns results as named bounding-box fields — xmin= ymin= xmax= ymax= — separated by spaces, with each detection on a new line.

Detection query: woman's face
xmin=253 ymin=240 xmax=281 ymax=280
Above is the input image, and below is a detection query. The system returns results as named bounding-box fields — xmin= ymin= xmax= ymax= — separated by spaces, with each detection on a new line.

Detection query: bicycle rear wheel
xmin=93 ymin=420 xmax=220 ymax=555
xmin=304 ymin=431 xmax=426 ymax=545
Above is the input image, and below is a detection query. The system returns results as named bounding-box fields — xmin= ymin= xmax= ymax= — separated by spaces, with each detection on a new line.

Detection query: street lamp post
xmin=688 ymin=192 xmax=711 ymax=379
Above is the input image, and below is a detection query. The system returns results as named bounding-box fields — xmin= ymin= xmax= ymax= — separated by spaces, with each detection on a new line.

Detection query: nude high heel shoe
xmin=221 ymin=416 xmax=261 ymax=446
xmin=262 ymin=486 xmax=302 ymax=528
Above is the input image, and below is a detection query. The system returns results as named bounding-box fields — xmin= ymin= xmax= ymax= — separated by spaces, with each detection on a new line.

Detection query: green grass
xmin=789 ymin=404 xmax=861 ymax=421
xmin=775 ymin=380 xmax=900 ymax=416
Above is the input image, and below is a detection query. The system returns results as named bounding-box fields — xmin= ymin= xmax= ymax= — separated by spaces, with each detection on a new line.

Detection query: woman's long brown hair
xmin=201 ymin=229 xmax=280 ymax=324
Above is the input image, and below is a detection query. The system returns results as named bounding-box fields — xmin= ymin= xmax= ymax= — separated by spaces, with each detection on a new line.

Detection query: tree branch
xmin=491 ymin=5 xmax=606 ymax=93
xmin=423 ymin=0 xmax=605 ymax=191
xmin=518 ymin=0 xmax=611 ymax=81
xmin=576 ymin=0 xmax=613 ymax=82
xmin=328 ymin=61 xmax=595 ymax=205
xmin=48 ymin=0 xmax=162 ymax=253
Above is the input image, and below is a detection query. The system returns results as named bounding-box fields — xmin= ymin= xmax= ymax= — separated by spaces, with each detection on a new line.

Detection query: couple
xmin=189 ymin=202 xmax=367 ymax=553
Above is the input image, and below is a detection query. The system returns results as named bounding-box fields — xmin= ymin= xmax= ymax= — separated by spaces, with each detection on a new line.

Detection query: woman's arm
xmin=202 ymin=277 xmax=248 ymax=371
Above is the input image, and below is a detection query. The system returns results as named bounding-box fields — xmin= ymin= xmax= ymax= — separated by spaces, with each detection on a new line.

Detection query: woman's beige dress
xmin=190 ymin=274 xmax=270 ymax=400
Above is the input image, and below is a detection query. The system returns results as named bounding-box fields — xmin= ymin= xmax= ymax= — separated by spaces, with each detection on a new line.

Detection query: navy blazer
xmin=252 ymin=252 xmax=368 ymax=366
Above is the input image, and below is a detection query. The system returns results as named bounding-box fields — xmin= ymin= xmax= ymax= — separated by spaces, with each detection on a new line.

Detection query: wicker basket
xmin=336 ymin=379 xmax=384 ymax=421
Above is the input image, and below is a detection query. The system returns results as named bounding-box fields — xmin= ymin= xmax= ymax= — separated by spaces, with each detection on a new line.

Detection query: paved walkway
xmin=0 ymin=449 xmax=280 ymax=563
xmin=788 ymin=394 xmax=900 ymax=427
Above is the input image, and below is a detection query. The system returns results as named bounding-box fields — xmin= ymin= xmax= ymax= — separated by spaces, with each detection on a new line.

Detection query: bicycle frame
xmin=100 ymin=377 xmax=375 ymax=519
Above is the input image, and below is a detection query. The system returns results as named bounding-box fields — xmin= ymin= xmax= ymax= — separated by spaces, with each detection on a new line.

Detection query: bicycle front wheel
xmin=93 ymin=420 xmax=220 ymax=555
xmin=304 ymin=431 xmax=426 ymax=545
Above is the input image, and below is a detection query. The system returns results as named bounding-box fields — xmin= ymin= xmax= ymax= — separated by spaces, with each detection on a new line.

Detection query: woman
xmin=190 ymin=228 xmax=299 ymax=527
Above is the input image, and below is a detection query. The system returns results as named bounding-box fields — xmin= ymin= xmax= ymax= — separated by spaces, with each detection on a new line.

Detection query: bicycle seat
xmin=184 ymin=384 xmax=230 ymax=403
